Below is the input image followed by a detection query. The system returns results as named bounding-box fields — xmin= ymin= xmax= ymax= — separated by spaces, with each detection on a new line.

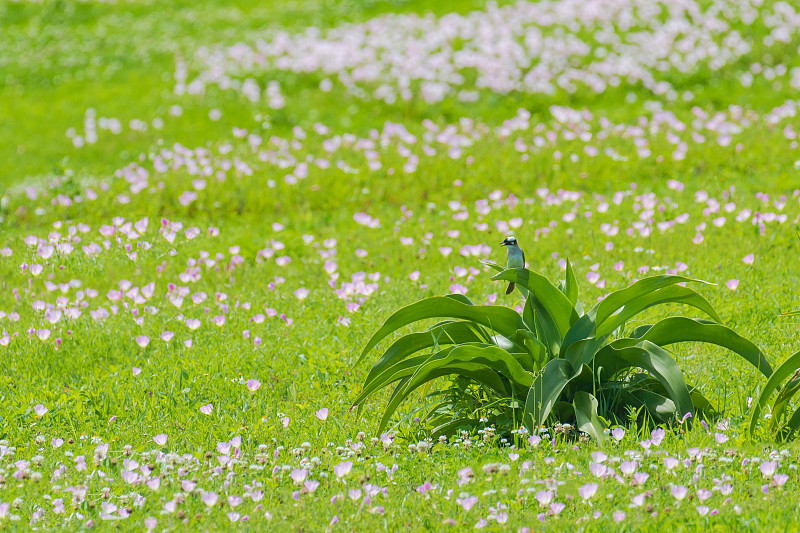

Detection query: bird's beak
xmin=500 ymin=241 xmax=507 ymax=246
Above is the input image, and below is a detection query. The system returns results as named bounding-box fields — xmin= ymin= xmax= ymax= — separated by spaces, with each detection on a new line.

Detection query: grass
xmin=1 ymin=0 xmax=800 ymax=530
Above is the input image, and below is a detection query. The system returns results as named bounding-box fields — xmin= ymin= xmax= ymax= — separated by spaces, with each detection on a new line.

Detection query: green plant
xmin=353 ymin=263 xmax=773 ymax=440
xmin=750 ymin=348 xmax=800 ymax=441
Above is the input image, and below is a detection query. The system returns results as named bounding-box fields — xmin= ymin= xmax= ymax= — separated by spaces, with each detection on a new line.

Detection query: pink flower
xmin=579 ymin=483 xmax=598 ymax=500
xmin=291 ymin=468 xmax=308 ymax=484
xmin=671 ymin=485 xmax=688 ymax=500
xmin=458 ymin=495 xmax=478 ymax=511
xmin=742 ymin=253 xmax=755 ymax=265
xmin=334 ymin=461 xmax=353 ymax=478
xmin=409 ymin=271 xmax=420 ymax=281
xmin=246 ymin=379 xmax=261 ymax=392
xmin=200 ymin=404 xmax=213 ymax=415
xmin=185 ymin=319 xmax=201 ymax=330
xmin=620 ymin=461 xmax=638 ymax=476
xmin=136 ymin=335 xmax=150 ymax=349
xmin=697 ymin=489 xmax=712 ymax=501
xmin=416 ymin=481 xmax=434 ymax=495
xmin=315 ymin=408 xmax=329 ymax=421
xmin=132 ymin=367 xmax=142 ymax=376
xmin=449 ymin=283 xmax=467 ymax=295
xmin=726 ymin=279 xmax=739 ymax=290
xmin=153 ymin=434 xmax=168 ymax=446
xmin=202 ymin=492 xmax=218 ymax=507
xmin=586 ymin=272 xmax=600 ymax=284
xmin=759 ymin=461 xmax=777 ymax=478
xmin=535 ymin=490 xmax=553 ymax=506
xmin=294 ymin=288 xmax=309 ymax=300
xmin=34 ymin=404 xmax=48 ymax=417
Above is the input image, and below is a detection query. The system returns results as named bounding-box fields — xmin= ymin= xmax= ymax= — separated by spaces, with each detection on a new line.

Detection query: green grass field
xmin=2 ymin=0 xmax=800 ymax=530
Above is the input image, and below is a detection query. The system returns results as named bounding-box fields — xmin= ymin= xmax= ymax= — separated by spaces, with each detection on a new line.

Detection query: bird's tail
xmin=505 ymin=282 xmax=515 ymax=295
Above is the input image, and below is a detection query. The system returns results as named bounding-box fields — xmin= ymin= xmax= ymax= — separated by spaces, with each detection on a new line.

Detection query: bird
xmin=500 ymin=236 xmax=525 ymax=294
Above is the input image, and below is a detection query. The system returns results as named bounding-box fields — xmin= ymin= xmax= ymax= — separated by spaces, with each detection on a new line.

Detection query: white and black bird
xmin=500 ymin=236 xmax=525 ymax=294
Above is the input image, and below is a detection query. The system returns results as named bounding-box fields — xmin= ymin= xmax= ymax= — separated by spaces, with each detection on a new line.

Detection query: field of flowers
xmin=2 ymin=0 xmax=800 ymax=529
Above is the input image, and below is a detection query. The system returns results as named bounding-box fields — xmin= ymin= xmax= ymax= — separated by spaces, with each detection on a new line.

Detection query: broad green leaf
xmin=573 ymin=391 xmax=607 ymax=442
xmin=565 ymin=285 xmax=722 ymax=367
xmin=563 ymin=259 xmax=579 ymax=307
xmin=595 ymin=285 xmax=721 ymax=338
xmin=530 ymin=295 xmax=563 ymax=357
xmin=514 ymin=329 xmax=546 ymax=370
xmin=491 ymin=268 xmax=579 ymax=336
xmin=522 ymin=293 xmax=535 ymax=331
xmin=769 ymin=371 xmax=800 ymax=432
xmin=523 ymin=358 xmax=579 ymax=432
xmin=611 ymin=317 xmax=772 ymax=378
xmin=778 ymin=407 xmax=800 ymax=441
xmin=364 ymin=322 xmax=487 ymax=385
xmin=594 ymin=341 xmax=694 ymax=420
xmin=405 ymin=344 xmax=534 ymax=391
xmin=357 ymin=296 xmax=525 ymax=367
xmin=750 ymin=349 xmax=800 ymax=436
xmin=628 ymin=389 xmax=678 ymax=423
xmin=594 ymin=275 xmax=711 ymax=325
xmin=359 ymin=342 xmax=526 ymax=409
xmin=561 ymin=311 xmax=598 ymax=358
xmin=354 ymin=352 xmax=446 ymax=407
xmin=491 ymin=332 xmax=532 ymax=357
